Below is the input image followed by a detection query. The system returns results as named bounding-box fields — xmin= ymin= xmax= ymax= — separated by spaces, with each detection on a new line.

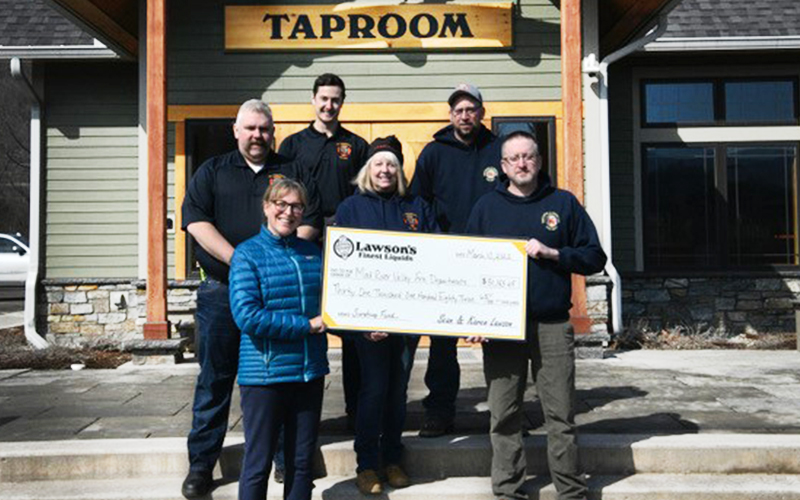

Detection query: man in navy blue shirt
xmin=180 ymin=99 xmax=321 ymax=498
xmin=466 ymin=131 xmax=606 ymax=500
xmin=410 ymin=83 xmax=502 ymax=437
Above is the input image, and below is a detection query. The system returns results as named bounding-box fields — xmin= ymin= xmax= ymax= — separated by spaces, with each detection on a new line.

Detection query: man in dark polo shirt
xmin=279 ymin=73 xmax=368 ymax=431
xmin=278 ymin=73 xmax=368 ymax=220
xmin=180 ymin=99 xmax=321 ymax=498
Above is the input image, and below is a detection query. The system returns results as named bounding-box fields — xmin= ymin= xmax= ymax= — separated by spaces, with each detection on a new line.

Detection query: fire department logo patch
xmin=403 ymin=212 xmax=420 ymax=231
xmin=333 ymin=235 xmax=355 ymax=260
xmin=336 ymin=142 xmax=353 ymax=160
xmin=268 ymin=173 xmax=286 ymax=186
xmin=541 ymin=211 xmax=560 ymax=231
xmin=483 ymin=166 xmax=499 ymax=183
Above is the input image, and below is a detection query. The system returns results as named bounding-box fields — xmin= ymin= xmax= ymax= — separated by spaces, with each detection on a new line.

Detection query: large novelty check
xmin=321 ymin=227 xmax=528 ymax=341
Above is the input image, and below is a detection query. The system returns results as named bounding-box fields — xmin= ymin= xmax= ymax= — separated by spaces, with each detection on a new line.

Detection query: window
xmin=644 ymin=82 xmax=715 ymax=125
xmin=492 ymin=116 xmax=557 ymax=184
xmin=643 ymin=147 xmax=716 ymax=268
xmin=643 ymin=144 xmax=798 ymax=269
xmin=727 ymin=146 xmax=798 ymax=265
xmin=638 ymin=73 xmax=800 ymax=270
xmin=0 ymin=237 xmax=18 ymax=254
xmin=642 ymin=77 xmax=798 ymax=127
xmin=724 ymin=80 xmax=797 ymax=124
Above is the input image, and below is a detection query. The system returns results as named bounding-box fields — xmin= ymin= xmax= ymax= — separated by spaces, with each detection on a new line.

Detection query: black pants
xmin=239 ymin=378 xmax=325 ymax=500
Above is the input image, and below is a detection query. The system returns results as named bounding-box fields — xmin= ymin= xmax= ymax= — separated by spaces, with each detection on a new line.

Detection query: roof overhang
xmin=42 ymin=0 xmax=138 ymax=59
xmin=598 ymin=0 xmax=676 ymax=56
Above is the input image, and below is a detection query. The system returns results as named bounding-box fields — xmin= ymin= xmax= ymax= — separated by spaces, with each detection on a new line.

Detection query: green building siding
xmin=45 ymin=62 xmax=139 ymax=279
xmin=608 ymin=62 xmax=635 ymax=272
xmin=168 ymin=0 xmax=562 ymax=105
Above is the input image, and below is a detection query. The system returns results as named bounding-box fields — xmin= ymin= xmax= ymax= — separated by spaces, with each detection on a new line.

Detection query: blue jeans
xmin=354 ymin=334 xmax=418 ymax=472
xmin=239 ymin=379 xmax=324 ymax=500
xmin=423 ymin=336 xmax=459 ymax=421
xmin=187 ymin=279 xmax=240 ymax=472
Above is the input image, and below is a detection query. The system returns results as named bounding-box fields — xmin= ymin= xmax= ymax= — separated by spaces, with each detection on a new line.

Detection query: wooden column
xmin=561 ymin=0 xmax=591 ymax=333
xmin=144 ymin=0 xmax=170 ymax=339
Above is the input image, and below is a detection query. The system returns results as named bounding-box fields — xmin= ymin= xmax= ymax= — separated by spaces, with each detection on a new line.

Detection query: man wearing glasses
xmin=410 ymin=83 xmax=503 ymax=437
xmin=465 ymin=131 xmax=606 ymax=500
xmin=180 ymin=99 xmax=321 ymax=498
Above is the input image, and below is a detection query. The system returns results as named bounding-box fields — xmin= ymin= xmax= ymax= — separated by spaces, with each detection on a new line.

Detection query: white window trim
xmin=631 ymin=65 xmax=800 ymax=271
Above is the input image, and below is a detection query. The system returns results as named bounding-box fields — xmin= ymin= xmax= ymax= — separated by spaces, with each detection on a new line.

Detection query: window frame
xmin=631 ymin=66 xmax=800 ymax=272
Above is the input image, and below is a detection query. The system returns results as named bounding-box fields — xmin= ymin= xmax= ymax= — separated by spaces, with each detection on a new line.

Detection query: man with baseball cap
xmin=410 ymin=83 xmax=503 ymax=437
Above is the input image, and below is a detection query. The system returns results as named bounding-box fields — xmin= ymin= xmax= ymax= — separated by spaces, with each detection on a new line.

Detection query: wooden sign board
xmin=225 ymin=3 xmax=513 ymax=51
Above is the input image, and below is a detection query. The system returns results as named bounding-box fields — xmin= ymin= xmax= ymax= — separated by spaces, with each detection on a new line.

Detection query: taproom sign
xmin=225 ymin=3 xmax=513 ymax=50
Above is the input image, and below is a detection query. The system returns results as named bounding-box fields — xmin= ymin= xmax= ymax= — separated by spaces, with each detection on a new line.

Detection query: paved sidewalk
xmin=0 ymin=349 xmax=799 ymax=442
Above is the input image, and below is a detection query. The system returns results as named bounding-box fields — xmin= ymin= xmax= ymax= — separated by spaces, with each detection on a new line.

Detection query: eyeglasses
xmin=451 ymin=106 xmax=479 ymax=117
xmin=272 ymin=200 xmax=305 ymax=214
xmin=502 ymin=154 xmax=538 ymax=165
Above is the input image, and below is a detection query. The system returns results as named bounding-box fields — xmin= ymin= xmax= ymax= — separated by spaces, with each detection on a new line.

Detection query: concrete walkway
xmin=0 ymin=310 xmax=23 ymax=330
xmin=1 ymin=349 xmax=799 ymax=442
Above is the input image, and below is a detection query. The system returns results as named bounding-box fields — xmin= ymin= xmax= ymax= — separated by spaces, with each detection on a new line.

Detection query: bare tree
xmin=0 ymin=63 xmax=30 ymax=235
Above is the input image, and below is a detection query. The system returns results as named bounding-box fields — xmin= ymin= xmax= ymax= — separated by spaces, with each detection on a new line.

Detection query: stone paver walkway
xmin=1 ymin=349 xmax=798 ymax=442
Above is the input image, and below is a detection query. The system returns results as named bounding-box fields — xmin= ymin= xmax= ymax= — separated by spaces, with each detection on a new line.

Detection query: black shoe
xmin=274 ymin=467 xmax=285 ymax=484
xmin=181 ymin=470 xmax=213 ymax=498
xmin=419 ymin=416 xmax=454 ymax=438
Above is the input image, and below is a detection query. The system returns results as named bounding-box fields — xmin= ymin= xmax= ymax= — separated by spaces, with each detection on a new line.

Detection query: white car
xmin=0 ymin=233 xmax=29 ymax=282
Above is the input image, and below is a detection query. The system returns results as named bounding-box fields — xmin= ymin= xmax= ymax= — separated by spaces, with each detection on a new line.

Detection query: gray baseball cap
xmin=448 ymin=83 xmax=483 ymax=107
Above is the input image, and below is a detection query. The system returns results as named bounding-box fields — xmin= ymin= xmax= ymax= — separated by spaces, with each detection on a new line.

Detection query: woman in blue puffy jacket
xmin=229 ymin=178 xmax=328 ymax=500
xmin=335 ymin=136 xmax=438 ymax=495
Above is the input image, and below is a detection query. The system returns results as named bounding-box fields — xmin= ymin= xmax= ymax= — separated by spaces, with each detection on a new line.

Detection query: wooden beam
xmin=144 ymin=0 xmax=169 ymax=340
xmin=45 ymin=0 xmax=138 ymax=57
xmin=560 ymin=0 xmax=583 ymax=202
xmin=174 ymin=122 xmax=186 ymax=280
xmin=167 ymin=102 xmax=564 ymax=123
xmin=560 ymin=0 xmax=590 ymax=333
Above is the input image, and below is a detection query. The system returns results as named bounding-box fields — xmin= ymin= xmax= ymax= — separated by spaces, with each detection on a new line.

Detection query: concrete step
xmin=2 ymin=433 xmax=800 ymax=482
xmin=3 ymin=474 xmax=800 ymax=500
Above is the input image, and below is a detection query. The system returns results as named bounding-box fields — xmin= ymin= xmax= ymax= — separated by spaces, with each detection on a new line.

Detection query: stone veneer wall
xmin=42 ymin=280 xmax=199 ymax=347
xmin=622 ymin=274 xmax=799 ymax=334
xmin=42 ymin=278 xmax=617 ymax=346
xmin=46 ymin=275 xmax=794 ymax=344
xmin=586 ymin=275 xmax=612 ymax=335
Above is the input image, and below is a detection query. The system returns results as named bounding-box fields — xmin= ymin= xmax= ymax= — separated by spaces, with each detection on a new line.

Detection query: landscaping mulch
xmin=611 ymin=327 xmax=796 ymax=351
xmin=0 ymin=326 xmax=131 ymax=370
